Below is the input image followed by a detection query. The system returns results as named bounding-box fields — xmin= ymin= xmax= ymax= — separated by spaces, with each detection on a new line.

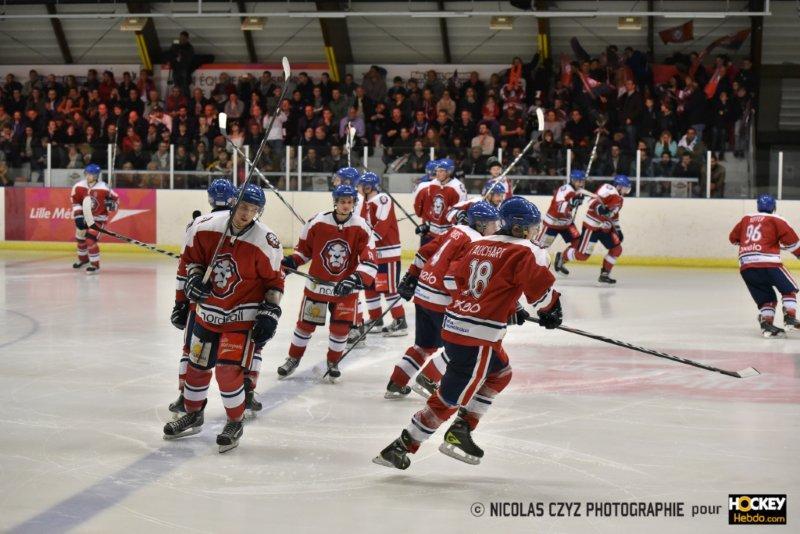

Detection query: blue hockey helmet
xmin=570 ymin=169 xmax=587 ymax=182
xmin=757 ymin=194 xmax=776 ymax=214
xmin=239 ymin=183 xmax=266 ymax=209
xmin=437 ymin=158 xmax=455 ymax=173
xmin=332 ymin=184 xmax=358 ymax=201
xmin=481 ymin=180 xmax=506 ymax=200
xmin=613 ymin=174 xmax=632 ymax=189
xmin=499 ymin=196 xmax=541 ymax=232
xmin=359 ymin=171 xmax=380 ymax=191
xmin=425 ymin=159 xmax=439 ymax=177
xmin=467 ymin=200 xmax=501 ymax=227
xmin=85 ymin=163 xmax=101 ymax=177
xmin=207 ymin=178 xmax=237 ymax=208
xmin=335 ymin=167 xmax=360 ymax=185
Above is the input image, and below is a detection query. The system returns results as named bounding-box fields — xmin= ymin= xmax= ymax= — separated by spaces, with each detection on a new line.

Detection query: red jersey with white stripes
xmin=413 ymin=178 xmax=468 ymax=235
xmin=583 ymin=183 xmax=623 ymax=232
xmin=408 ymin=224 xmax=483 ymax=313
xmin=182 ymin=210 xmax=285 ymax=333
xmin=70 ymin=179 xmax=118 ymax=223
xmin=442 ymin=234 xmax=557 ymax=348
xmin=363 ymin=192 xmax=401 ymax=262
xmin=729 ymin=213 xmax=800 ymax=271
xmin=544 ymin=183 xmax=582 ymax=228
xmin=289 ymin=211 xmax=378 ymax=302
xmin=446 ymin=198 xmax=479 ymax=224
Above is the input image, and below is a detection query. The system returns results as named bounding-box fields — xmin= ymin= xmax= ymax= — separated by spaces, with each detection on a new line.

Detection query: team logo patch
xmin=89 ymin=195 xmax=99 ymax=212
xmin=432 ymin=195 xmax=446 ymax=216
xmin=211 ymin=253 xmax=242 ymax=298
xmin=321 ymin=238 xmax=351 ymax=276
xmin=266 ymin=232 xmax=280 ymax=249
xmin=379 ymin=195 xmax=389 ymax=205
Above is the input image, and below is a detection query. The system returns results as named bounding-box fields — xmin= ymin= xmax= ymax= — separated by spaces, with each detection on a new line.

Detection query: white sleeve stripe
xmin=785 ymin=241 xmax=800 ymax=253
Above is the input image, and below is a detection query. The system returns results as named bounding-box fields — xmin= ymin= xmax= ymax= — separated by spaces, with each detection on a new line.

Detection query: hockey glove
xmin=596 ymin=204 xmax=611 ymax=217
xmin=537 ymin=298 xmax=563 ymax=330
xmin=334 ymin=273 xmax=364 ymax=296
xmin=74 ymin=215 xmax=88 ymax=230
xmin=252 ymin=302 xmax=282 ymax=344
xmin=614 ymin=224 xmax=624 ymax=242
xmin=511 ymin=305 xmax=530 ymax=326
xmin=415 ymin=223 xmax=430 ymax=236
xmin=281 ymin=255 xmax=298 ymax=271
xmin=454 ymin=211 xmax=469 ymax=225
xmin=568 ymin=195 xmax=584 ymax=208
xmin=397 ymin=272 xmax=419 ymax=301
xmin=185 ymin=273 xmax=212 ymax=302
xmin=105 ymin=198 xmax=118 ymax=212
xmin=170 ymin=300 xmax=190 ymax=330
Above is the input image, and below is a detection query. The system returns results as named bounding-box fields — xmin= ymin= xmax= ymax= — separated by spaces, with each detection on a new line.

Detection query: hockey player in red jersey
xmin=485 ymin=158 xmax=514 ymax=200
xmin=278 ymin=184 xmax=378 ymax=379
xmin=730 ymin=194 xmax=800 ymax=338
xmin=70 ymin=163 xmax=118 ymax=274
xmin=555 ymin=174 xmax=631 ymax=284
xmin=536 ymin=169 xmax=587 ymax=250
xmin=163 ymin=184 xmax=285 ymax=453
xmin=374 ymin=197 xmax=563 ymax=469
xmin=357 ymin=171 xmax=408 ymax=336
xmin=413 ymin=158 xmax=468 ymax=246
xmin=384 ymin=201 xmax=502 ymax=399
xmin=445 ymin=181 xmax=505 ymax=226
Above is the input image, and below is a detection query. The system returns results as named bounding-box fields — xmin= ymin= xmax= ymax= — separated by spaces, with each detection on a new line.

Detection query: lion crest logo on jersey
xmin=432 ymin=195 xmax=446 ymax=216
xmin=88 ymin=195 xmax=99 ymax=213
xmin=266 ymin=232 xmax=280 ymax=249
xmin=321 ymin=239 xmax=351 ymax=276
xmin=211 ymin=253 xmax=242 ymax=298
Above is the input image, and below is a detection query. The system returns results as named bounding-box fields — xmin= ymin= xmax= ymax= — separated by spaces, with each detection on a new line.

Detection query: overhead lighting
xmin=618 ymin=16 xmax=642 ymax=30
xmin=664 ymin=12 xmax=725 ymax=18
xmin=241 ymin=16 xmax=265 ymax=31
xmin=490 ymin=16 xmax=514 ymax=30
xmin=120 ymin=17 xmax=147 ymax=32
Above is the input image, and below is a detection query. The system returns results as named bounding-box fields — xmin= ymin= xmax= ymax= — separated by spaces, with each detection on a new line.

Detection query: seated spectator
xmin=452 ymin=109 xmax=476 ymax=145
xmin=208 ymin=149 xmax=231 ymax=173
xmin=653 ymin=151 xmax=675 ymax=177
xmin=403 ymin=140 xmax=429 ymax=173
xmin=322 ymin=144 xmax=347 ymax=172
xmin=328 ymin=88 xmax=350 ymax=126
xmin=224 ymin=92 xmax=245 ymax=120
xmin=564 ymin=108 xmax=591 ymax=145
xmin=437 ymin=89 xmax=456 ymax=119
xmin=434 ymin=110 xmax=453 ymax=141
xmin=598 ymin=144 xmax=629 ymax=177
xmin=352 ymin=86 xmax=373 ymax=120
xmin=654 ymin=130 xmax=678 ymax=160
xmin=543 ymin=109 xmax=565 ymax=143
xmin=499 ymin=106 xmax=525 ymax=149
xmin=535 ymin=129 xmax=562 ymax=171
xmin=672 ymin=153 xmax=700 ymax=182
xmin=410 ymin=109 xmax=429 ymax=138
xmin=471 ymin=122 xmax=495 ymax=156
xmin=151 ymin=141 xmax=170 ymax=170
xmin=301 ymin=147 xmax=324 ymax=172
xmin=310 ymin=126 xmax=331 ymax=157
xmin=677 ymin=127 xmax=706 ymax=161
xmin=339 ymin=106 xmax=366 ymax=143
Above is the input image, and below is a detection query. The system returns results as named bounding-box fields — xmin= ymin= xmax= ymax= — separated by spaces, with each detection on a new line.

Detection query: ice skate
xmin=372 ymin=429 xmax=413 ymax=470
xmin=411 ymin=373 xmax=438 ymax=399
xmin=365 ymin=317 xmax=384 ymax=334
xmin=163 ymin=410 xmax=204 ymax=440
xmin=216 ymin=421 xmax=243 ymax=453
xmin=244 ymin=390 xmax=262 ymax=416
xmin=598 ymin=270 xmax=617 ymax=284
xmin=168 ymin=393 xmax=186 ymax=416
xmin=439 ymin=419 xmax=484 ymax=465
xmin=346 ymin=324 xmax=366 ymax=348
xmin=72 ymin=259 xmax=89 ymax=269
xmin=277 ymin=357 xmax=300 ymax=379
xmin=553 ymin=252 xmax=570 ymax=275
xmin=326 ymin=360 xmax=341 ymax=380
xmin=783 ymin=308 xmax=800 ymax=330
xmin=85 ymin=265 xmax=100 ymax=275
xmin=384 ymin=380 xmax=411 ymax=399
xmin=760 ymin=319 xmax=786 ymax=338
xmin=382 ymin=317 xmax=408 ymax=337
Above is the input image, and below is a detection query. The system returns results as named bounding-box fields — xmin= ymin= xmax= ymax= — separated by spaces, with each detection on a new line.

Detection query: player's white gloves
xmin=334 ymin=273 xmax=365 ymax=296
xmin=253 ymin=302 xmax=281 ymax=344
xmin=185 ymin=273 xmax=212 ymax=302
xmin=171 ymin=300 xmax=189 ymax=329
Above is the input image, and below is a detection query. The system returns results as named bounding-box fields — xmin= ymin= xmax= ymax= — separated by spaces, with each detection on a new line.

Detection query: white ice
xmin=0 ymin=251 xmax=797 ymax=534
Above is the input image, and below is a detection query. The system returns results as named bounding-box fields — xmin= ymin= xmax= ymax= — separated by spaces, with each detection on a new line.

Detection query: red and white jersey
xmin=413 ymin=178 xmax=468 ymax=235
xmin=729 ymin=213 xmax=800 ymax=270
xmin=176 ymin=208 xmax=224 ymax=303
xmin=445 ymin=198 xmax=479 ymax=224
xmin=289 ymin=211 xmax=378 ymax=302
xmin=70 ymin=179 xmax=118 ymax=223
xmin=544 ymin=183 xmax=582 ymax=228
xmin=363 ymin=192 xmax=401 ymax=262
xmin=442 ymin=234 xmax=557 ymax=348
xmin=409 ymin=224 xmax=483 ymax=312
xmin=182 ymin=210 xmax=285 ymax=333
xmin=583 ymin=183 xmax=623 ymax=232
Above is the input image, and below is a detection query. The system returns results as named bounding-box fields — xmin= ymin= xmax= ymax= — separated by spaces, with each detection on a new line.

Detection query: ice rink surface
xmin=0 ymin=250 xmax=797 ymax=534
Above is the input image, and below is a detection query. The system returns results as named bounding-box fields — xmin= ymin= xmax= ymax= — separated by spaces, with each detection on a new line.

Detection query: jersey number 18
xmin=467 ymin=259 xmax=493 ymax=298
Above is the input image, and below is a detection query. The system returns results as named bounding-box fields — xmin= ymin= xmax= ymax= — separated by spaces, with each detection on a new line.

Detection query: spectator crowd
xmin=0 ymin=35 xmax=756 ymax=197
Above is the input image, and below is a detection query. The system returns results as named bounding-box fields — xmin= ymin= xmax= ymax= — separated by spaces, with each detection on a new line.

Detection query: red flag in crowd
xmin=560 ymin=54 xmax=573 ymax=87
xmin=704 ymin=66 xmax=724 ymax=99
xmin=659 ymin=21 xmax=694 ymax=44
xmin=703 ymin=28 xmax=752 ymax=56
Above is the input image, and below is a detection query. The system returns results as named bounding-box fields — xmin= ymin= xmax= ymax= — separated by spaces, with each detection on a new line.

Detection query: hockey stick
xmin=483 ymin=107 xmax=544 ymax=200
xmin=381 ymin=188 xmax=425 ymax=233
xmin=219 ymin=112 xmax=306 ymax=225
xmin=524 ymin=317 xmax=759 ymax=379
xmin=281 ymin=265 xmax=334 ymax=287
xmin=584 ymin=113 xmax=607 ymax=177
xmin=345 ymin=122 xmax=356 ymax=167
xmin=202 ymin=57 xmax=291 ymax=285
xmin=92 ymin=225 xmax=181 ymax=259
xmin=323 ymin=295 xmax=403 ymax=378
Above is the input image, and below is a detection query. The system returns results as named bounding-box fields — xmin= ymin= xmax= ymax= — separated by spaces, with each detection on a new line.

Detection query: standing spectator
xmin=471 ymin=122 xmax=495 ymax=156
xmin=22 ymin=69 xmax=43 ymax=97
xmin=735 ymin=58 xmax=757 ymax=96
xmin=732 ymin=85 xmax=752 ymax=158
xmin=295 ymin=72 xmax=314 ymax=104
xmin=681 ymin=78 xmax=707 ymax=139
xmin=352 ymin=85 xmax=374 ymax=120
xmin=639 ymin=97 xmax=660 ymax=148
xmin=499 ymin=106 xmax=525 ymax=149
xmin=709 ymin=91 xmax=733 ymax=160
xmin=361 ymin=66 xmax=388 ymax=104
xmin=618 ymin=79 xmax=643 ymax=152
xmin=328 ymin=87 xmax=350 ymax=127
xmin=423 ymin=70 xmax=444 ymax=100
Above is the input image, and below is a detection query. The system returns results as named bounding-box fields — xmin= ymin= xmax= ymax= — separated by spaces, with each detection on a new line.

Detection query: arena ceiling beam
xmin=437 ymin=0 xmax=452 ymax=63
xmin=236 ymin=0 xmax=259 ymax=63
xmin=316 ymin=1 xmax=353 ymax=82
xmin=45 ymin=4 xmax=74 ymax=64
xmin=126 ymin=1 xmax=163 ymax=70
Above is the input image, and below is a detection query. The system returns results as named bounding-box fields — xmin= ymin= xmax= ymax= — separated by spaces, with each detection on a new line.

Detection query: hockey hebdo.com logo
xmin=728 ymin=495 xmax=786 ymax=525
